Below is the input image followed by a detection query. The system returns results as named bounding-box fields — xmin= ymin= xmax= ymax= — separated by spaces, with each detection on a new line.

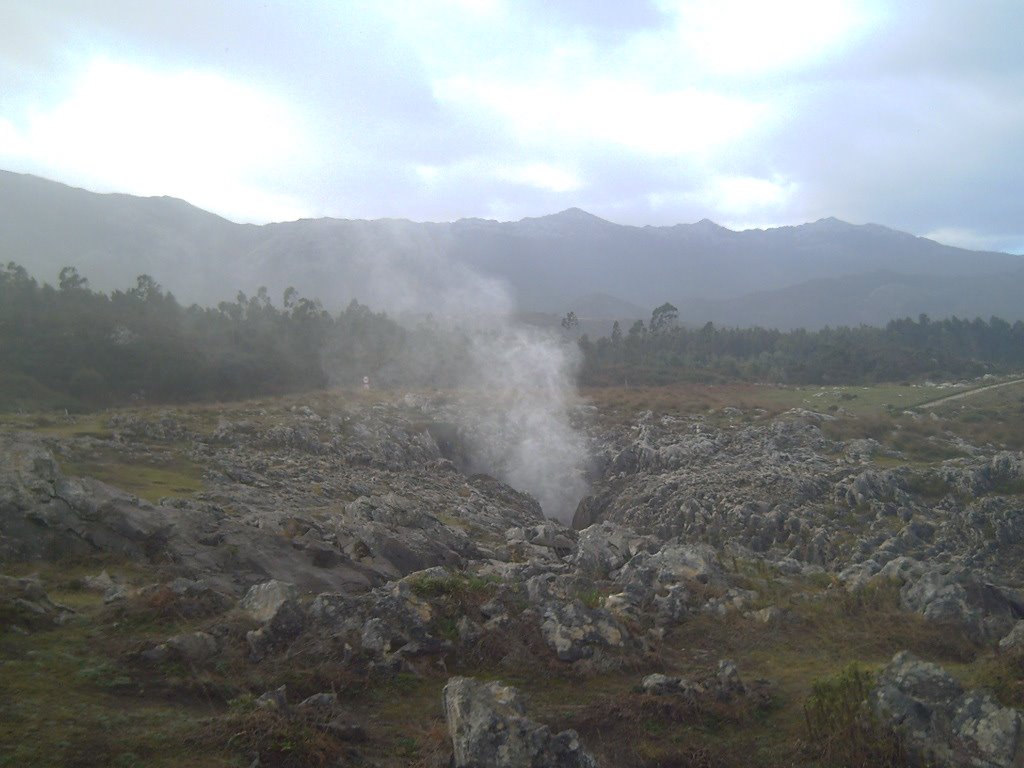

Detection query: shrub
xmin=803 ymin=663 xmax=904 ymax=767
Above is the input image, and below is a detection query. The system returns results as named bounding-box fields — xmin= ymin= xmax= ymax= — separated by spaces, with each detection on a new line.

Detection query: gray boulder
xmin=443 ymin=676 xmax=597 ymax=768
xmin=246 ymin=598 xmax=306 ymax=661
xmin=571 ymin=522 xmax=656 ymax=577
xmin=142 ymin=631 xmax=219 ymax=664
xmin=0 ymin=574 xmax=73 ymax=630
xmin=999 ymin=621 xmax=1024 ymax=653
xmin=239 ymin=580 xmax=298 ymax=622
xmin=870 ymin=651 xmax=1024 ymax=767
xmin=897 ymin=569 xmax=1024 ymax=643
xmin=540 ymin=600 xmax=626 ymax=663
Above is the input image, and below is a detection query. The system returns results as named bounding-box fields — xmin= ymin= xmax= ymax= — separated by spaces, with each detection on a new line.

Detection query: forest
xmin=575 ymin=302 xmax=1024 ymax=386
xmin=3 ymin=262 xmax=1023 ymax=411
xmin=0 ymin=263 xmax=411 ymax=410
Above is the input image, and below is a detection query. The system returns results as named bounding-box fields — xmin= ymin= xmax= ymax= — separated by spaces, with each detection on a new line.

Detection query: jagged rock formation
xmin=871 ymin=651 xmax=1024 ymax=767
xmin=576 ymin=407 xmax=1024 ymax=639
xmin=443 ymin=676 xmax=598 ymax=768
xmin=0 ymin=411 xmax=543 ymax=594
xmin=6 ymin=393 xmax=1024 ymax=767
xmin=5 ymin=397 xmax=1024 ymax=652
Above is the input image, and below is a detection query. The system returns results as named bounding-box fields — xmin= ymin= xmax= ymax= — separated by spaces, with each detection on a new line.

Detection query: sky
xmin=1 ymin=0 xmax=1022 ymax=253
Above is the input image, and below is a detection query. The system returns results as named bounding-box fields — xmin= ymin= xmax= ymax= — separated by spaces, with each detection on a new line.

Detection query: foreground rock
xmin=640 ymin=659 xmax=767 ymax=707
xmin=870 ymin=651 xmax=1024 ymax=767
xmin=0 ymin=574 xmax=73 ymax=631
xmin=444 ymin=676 xmax=598 ymax=768
xmin=0 ymin=430 xmax=543 ymax=595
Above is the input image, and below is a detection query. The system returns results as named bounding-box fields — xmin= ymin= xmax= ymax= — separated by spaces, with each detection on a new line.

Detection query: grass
xmin=0 ymin=619 xmax=235 ymax=768
xmin=0 ymin=546 xmax=996 ymax=767
xmin=580 ymin=381 xmax=975 ymax=430
xmin=59 ymin=448 xmax=204 ymax=503
xmin=395 ymin=572 xmax=977 ymax=768
xmin=405 ymin=571 xmax=500 ymax=601
xmin=17 ymin=413 xmax=115 ymax=440
xmin=802 ymin=663 xmax=905 ymax=767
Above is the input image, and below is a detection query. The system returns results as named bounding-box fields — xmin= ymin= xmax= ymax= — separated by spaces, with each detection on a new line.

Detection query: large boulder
xmin=870 ymin=651 xmax=1024 ymax=767
xmin=571 ymin=522 xmax=656 ymax=577
xmin=239 ymin=580 xmax=298 ymax=623
xmin=614 ymin=542 xmax=724 ymax=592
xmin=895 ymin=568 xmax=1024 ymax=643
xmin=0 ymin=574 xmax=73 ymax=631
xmin=443 ymin=676 xmax=597 ymax=768
xmin=540 ymin=600 xmax=626 ymax=663
xmin=0 ymin=435 xmax=173 ymax=563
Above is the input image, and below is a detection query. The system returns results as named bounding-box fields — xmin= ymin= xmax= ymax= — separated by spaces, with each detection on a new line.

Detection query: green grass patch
xmin=405 ymin=571 xmax=500 ymax=602
xmin=60 ymin=449 xmax=203 ymax=503
xmin=0 ymin=621 xmax=234 ymax=768
xmin=803 ymin=663 xmax=905 ymax=767
xmin=23 ymin=414 xmax=115 ymax=440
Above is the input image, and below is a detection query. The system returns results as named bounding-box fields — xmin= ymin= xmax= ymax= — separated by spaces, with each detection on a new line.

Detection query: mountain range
xmin=2 ymin=169 xmax=1022 ymax=330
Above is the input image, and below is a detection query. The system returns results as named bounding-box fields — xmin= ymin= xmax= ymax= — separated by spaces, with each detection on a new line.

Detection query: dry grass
xmin=194 ymin=704 xmax=356 ymax=768
xmin=569 ymin=691 xmax=772 ymax=768
xmin=60 ymin=449 xmax=204 ymax=503
xmin=581 ymin=383 xmax=792 ymax=425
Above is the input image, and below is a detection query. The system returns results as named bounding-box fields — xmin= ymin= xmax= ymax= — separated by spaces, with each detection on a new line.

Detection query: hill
xmin=2 ymin=170 xmax=1021 ymax=327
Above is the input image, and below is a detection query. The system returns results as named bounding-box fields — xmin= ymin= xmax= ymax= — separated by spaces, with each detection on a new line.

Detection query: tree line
xmin=3 ymin=263 xmax=1023 ymax=411
xmin=0 ymin=262 xmax=427 ymax=410
xmin=573 ymin=302 xmax=1024 ymax=385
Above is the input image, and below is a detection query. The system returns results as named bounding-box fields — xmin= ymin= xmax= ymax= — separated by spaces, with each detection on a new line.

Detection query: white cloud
xmin=0 ymin=118 xmax=29 ymax=156
xmin=435 ymin=76 xmax=765 ymax=158
xmin=647 ymin=174 xmax=797 ymax=225
xmin=496 ymin=163 xmax=582 ymax=193
xmin=415 ymin=158 xmax=581 ymax=195
xmin=1 ymin=0 xmax=1020 ymax=250
xmin=0 ymin=57 xmax=311 ymax=222
xmin=702 ymin=174 xmax=797 ymax=215
xmin=658 ymin=0 xmax=878 ymax=75
xmin=415 ymin=164 xmax=442 ymax=185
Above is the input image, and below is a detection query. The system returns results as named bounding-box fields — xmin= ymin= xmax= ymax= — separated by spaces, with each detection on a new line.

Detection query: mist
xmin=458 ymin=325 xmax=589 ymax=523
xmin=324 ymin=221 xmax=591 ymax=524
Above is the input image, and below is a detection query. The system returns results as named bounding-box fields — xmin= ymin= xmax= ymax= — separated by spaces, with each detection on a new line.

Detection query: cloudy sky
xmin=2 ymin=1 xmax=1021 ymax=252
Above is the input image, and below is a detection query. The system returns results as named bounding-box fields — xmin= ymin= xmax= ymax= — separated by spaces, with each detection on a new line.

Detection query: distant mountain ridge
xmin=2 ymin=169 xmax=1022 ymax=329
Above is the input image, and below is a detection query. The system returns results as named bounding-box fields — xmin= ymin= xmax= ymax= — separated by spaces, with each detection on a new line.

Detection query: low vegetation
xmin=4 ymin=377 xmax=1024 ymax=766
xmin=577 ymin=309 xmax=1024 ymax=386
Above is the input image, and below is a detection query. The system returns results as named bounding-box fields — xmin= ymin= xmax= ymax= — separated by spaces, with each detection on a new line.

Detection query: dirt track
xmin=917 ymin=377 xmax=1024 ymax=409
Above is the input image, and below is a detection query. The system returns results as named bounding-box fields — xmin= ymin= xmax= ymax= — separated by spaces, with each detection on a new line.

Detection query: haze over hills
xmin=2 ymin=169 xmax=1022 ymax=330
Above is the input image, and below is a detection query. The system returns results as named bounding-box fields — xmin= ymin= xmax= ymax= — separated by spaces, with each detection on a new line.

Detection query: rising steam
xmin=460 ymin=325 xmax=589 ymax=523
xmin=326 ymin=221 xmax=590 ymax=523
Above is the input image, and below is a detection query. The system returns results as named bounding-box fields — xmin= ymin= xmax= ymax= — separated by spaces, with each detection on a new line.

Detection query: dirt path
xmin=916 ymin=377 xmax=1024 ymax=409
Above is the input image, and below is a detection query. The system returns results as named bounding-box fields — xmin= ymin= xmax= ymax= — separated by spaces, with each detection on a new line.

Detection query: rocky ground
xmin=3 ymin=384 xmax=1024 ymax=767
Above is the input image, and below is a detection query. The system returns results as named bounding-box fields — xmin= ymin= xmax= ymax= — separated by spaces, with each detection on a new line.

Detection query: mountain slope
xmin=2 ymin=170 xmax=1021 ymax=326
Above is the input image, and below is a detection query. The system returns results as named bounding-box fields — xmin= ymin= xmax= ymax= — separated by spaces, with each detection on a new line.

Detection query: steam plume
xmin=327 ymin=222 xmax=589 ymax=523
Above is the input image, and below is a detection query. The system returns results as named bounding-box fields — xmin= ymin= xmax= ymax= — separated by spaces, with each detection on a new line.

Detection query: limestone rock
xmin=239 ymin=580 xmax=298 ymax=623
xmin=540 ymin=600 xmax=626 ymax=663
xmin=0 ymin=574 xmax=73 ymax=630
xmin=443 ymin=676 xmax=597 ymax=768
xmin=999 ymin=620 xmax=1024 ymax=653
xmin=871 ymin=651 xmax=1024 ymax=767
xmin=142 ymin=631 xmax=219 ymax=664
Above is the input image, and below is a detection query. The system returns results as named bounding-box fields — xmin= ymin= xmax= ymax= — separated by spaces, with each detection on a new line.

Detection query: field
xmin=3 ymin=376 xmax=1024 ymax=767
